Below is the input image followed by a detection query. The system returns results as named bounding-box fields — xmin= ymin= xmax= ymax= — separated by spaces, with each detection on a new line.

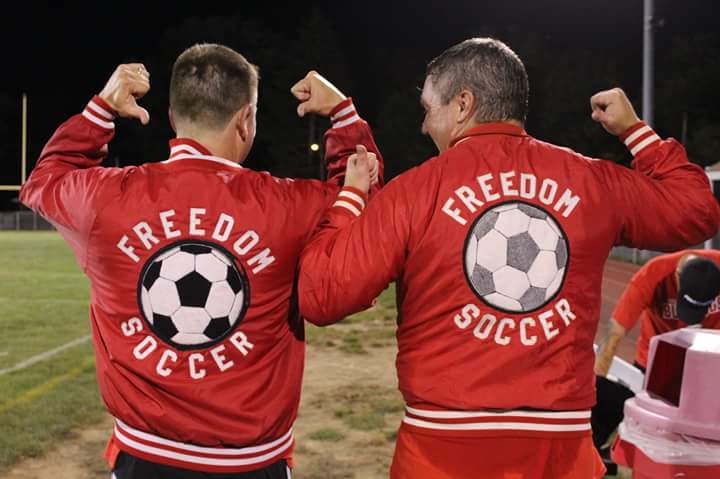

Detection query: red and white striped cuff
xmin=402 ymin=406 xmax=591 ymax=436
xmin=112 ymin=419 xmax=294 ymax=473
xmin=620 ymin=121 xmax=661 ymax=157
xmin=332 ymin=186 xmax=367 ymax=217
xmin=330 ymin=98 xmax=360 ymax=129
xmin=81 ymin=96 xmax=116 ymax=130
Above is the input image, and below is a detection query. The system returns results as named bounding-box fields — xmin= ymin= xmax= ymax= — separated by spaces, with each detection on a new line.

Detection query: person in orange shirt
xmin=595 ymin=249 xmax=720 ymax=375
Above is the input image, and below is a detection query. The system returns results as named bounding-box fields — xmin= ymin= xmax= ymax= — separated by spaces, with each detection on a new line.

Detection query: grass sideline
xmin=0 ymin=232 xmax=105 ymax=471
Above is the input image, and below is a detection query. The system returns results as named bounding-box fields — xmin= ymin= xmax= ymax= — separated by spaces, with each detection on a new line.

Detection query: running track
xmin=598 ymin=259 xmax=641 ymax=363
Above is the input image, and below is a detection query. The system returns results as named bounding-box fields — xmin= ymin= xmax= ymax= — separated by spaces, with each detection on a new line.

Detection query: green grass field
xmin=0 ymin=232 xmax=105 ymax=471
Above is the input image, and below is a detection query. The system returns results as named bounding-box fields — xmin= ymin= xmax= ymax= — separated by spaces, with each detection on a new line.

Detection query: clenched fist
xmin=590 ymin=88 xmax=640 ymax=136
xmin=291 ymin=71 xmax=346 ymax=118
xmin=99 ymin=63 xmax=151 ymax=125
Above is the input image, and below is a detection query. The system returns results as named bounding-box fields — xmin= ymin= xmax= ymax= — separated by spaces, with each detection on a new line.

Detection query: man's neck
xmin=503 ymin=119 xmax=524 ymax=129
xmin=175 ymin=128 xmax=235 ymax=162
xmin=464 ymin=118 xmax=524 ymax=131
xmin=448 ymin=119 xmax=525 ymax=150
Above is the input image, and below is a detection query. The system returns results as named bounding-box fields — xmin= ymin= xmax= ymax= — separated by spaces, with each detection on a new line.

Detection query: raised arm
xmin=298 ymin=148 xmax=426 ymax=326
xmin=285 ymin=72 xmax=384 ymax=241
xmin=291 ymin=70 xmax=383 ymax=192
xmin=590 ymin=88 xmax=720 ymax=250
xmin=19 ymin=64 xmax=150 ymax=257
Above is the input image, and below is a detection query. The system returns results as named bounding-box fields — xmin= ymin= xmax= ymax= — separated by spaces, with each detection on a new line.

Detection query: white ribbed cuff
xmin=81 ymin=97 xmax=116 ymax=130
xmin=622 ymin=123 xmax=661 ymax=156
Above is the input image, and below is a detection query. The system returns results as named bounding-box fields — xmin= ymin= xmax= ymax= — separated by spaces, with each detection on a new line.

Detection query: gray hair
xmin=426 ymin=38 xmax=529 ymax=123
xmin=170 ymin=43 xmax=259 ymax=131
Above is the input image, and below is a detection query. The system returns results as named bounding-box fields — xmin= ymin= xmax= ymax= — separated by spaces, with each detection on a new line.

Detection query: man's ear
xmin=236 ymin=104 xmax=253 ymax=142
xmin=168 ymin=108 xmax=177 ymax=133
xmin=456 ymin=89 xmax=476 ymax=124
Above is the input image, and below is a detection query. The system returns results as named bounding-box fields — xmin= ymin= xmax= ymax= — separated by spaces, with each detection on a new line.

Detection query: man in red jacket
xmin=298 ymin=37 xmax=720 ymax=478
xmin=20 ymin=44 xmax=382 ymax=478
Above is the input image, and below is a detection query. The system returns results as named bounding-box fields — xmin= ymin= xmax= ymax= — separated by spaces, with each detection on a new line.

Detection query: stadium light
xmin=643 ymin=0 xmax=654 ymax=127
xmin=310 ymin=143 xmax=320 ymax=152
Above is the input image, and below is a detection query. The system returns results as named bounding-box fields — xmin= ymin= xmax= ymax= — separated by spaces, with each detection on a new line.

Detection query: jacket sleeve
xmin=19 ymin=96 xmax=120 ymax=263
xmin=323 ymin=97 xmax=384 ymax=194
xmin=286 ymin=98 xmax=385 ymax=241
xmin=605 ymin=122 xmax=720 ymax=250
xmin=298 ymin=169 xmax=419 ymax=326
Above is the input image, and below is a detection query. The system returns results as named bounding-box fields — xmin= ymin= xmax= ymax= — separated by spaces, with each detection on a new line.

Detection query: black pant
xmin=112 ymin=452 xmax=291 ymax=479
xmin=591 ymin=375 xmax=635 ymax=449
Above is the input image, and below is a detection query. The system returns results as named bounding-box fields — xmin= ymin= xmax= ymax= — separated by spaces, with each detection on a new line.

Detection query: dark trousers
xmin=112 ymin=452 xmax=291 ymax=479
xmin=591 ymin=375 xmax=636 ymax=449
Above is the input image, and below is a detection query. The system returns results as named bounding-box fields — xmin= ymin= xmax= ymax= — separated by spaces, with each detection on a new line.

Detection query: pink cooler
xmin=611 ymin=328 xmax=720 ymax=478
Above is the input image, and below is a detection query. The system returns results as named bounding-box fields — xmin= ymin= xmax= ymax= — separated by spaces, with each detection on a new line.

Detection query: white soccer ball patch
xmin=463 ymin=202 xmax=568 ymax=312
xmin=138 ymin=241 xmax=249 ymax=349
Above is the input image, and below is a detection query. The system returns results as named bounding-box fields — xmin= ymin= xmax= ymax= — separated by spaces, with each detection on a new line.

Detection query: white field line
xmin=0 ymin=335 xmax=91 ymax=376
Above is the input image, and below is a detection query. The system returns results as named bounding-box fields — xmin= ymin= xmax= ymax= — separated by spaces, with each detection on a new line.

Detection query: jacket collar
xmin=450 ymin=122 xmax=527 ymax=148
xmin=165 ymin=138 xmax=242 ymax=169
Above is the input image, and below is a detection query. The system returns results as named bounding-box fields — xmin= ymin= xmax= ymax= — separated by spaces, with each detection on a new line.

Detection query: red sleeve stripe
xmin=333 ymin=186 xmax=368 ymax=216
xmin=333 ymin=199 xmax=362 ymax=216
xmin=620 ymin=121 xmax=647 ymax=140
xmin=629 ymin=133 xmax=661 ymax=156
xmin=330 ymin=103 xmax=360 ymax=129
xmin=329 ymin=98 xmax=361 ymax=128
xmin=333 ymin=114 xmax=361 ymax=129
xmin=81 ymin=109 xmax=115 ymax=130
xmin=622 ymin=123 xmax=661 ymax=156
xmin=333 ymin=110 xmax=357 ymax=123
xmin=329 ymin=97 xmax=353 ymax=117
xmin=338 ymin=189 xmax=366 ymax=209
xmin=87 ymin=99 xmax=115 ymax=120
xmin=331 ymin=104 xmax=355 ymax=121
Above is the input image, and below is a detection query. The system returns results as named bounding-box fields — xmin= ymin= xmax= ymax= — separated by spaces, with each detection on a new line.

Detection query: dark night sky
xmin=1 ymin=0 xmax=718 ymax=208
xmin=2 ymin=1 xmax=715 ymax=92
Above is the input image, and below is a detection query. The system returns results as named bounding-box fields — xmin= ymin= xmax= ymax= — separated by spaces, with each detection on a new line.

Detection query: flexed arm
xmin=590 ymin=88 xmax=720 ymax=250
xmin=20 ymin=64 xmax=150 ymax=260
xmin=284 ymin=72 xmax=385 ymax=242
xmin=299 ymin=146 xmax=421 ymax=326
xmin=291 ymin=71 xmax=383 ymax=190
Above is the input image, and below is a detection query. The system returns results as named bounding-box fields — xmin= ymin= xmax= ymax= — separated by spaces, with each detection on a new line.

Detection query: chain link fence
xmin=0 ymin=210 xmax=53 ymax=230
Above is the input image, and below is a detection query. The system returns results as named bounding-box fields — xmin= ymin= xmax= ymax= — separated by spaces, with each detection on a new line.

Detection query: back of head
xmin=170 ymin=44 xmax=259 ymax=132
xmin=677 ymin=256 xmax=720 ymax=325
xmin=426 ymin=37 xmax=529 ymax=124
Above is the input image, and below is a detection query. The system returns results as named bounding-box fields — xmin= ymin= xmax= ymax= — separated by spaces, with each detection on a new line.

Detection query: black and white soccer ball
xmin=138 ymin=241 xmax=249 ymax=349
xmin=463 ymin=202 xmax=568 ymax=313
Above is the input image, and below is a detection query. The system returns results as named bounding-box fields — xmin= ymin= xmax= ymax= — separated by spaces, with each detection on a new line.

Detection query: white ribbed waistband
xmin=403 ymin=406 xmax=592 ymax=433
xmin=113 ymin=419 xmax=293 ymax=472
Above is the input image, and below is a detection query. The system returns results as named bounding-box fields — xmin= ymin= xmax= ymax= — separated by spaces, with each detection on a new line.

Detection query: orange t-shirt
xmin=613 ymin=249 xmax=720 ymax=368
